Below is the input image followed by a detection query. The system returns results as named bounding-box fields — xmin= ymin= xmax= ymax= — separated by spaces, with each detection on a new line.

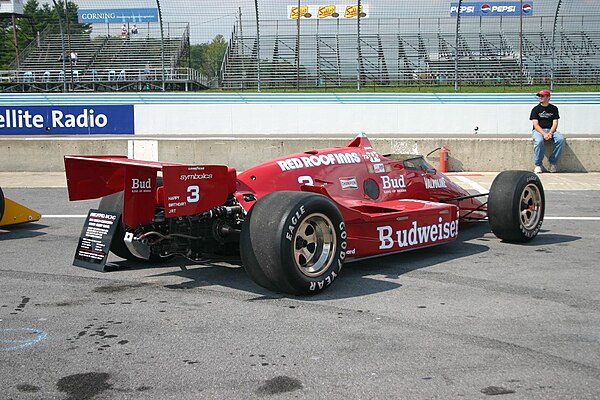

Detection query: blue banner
xmin=0 ymin=105 xmax=134 ymax=135
xmin=450 ymin=2 xmax=533 ymax=16
xmin=78 ymin=8 xmax=159 ymax=24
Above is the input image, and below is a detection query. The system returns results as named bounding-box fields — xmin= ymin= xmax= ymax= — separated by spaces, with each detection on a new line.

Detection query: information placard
xmin=73 ymin=209 xmax=120 ymax=272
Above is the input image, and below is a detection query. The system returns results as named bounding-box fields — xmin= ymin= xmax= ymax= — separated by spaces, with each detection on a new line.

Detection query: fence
xmin=219 ymin=1 xmax=600 ymax=90
xmin=3 ymin=0 xmax=600 ymax=91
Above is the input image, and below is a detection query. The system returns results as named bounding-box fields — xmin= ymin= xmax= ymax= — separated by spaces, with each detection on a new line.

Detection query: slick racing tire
xmin=488 ymin=170 xmax=544 ymax=243
xmin=240 ymin=191 xmax=347 ymax=295
xmin=99 ymin=187 xmax=167 ymax=263
xmin=98 ymin=191 xmax=146 ymax=261
xmin=0 ymin=186 xmax=5 ymax=222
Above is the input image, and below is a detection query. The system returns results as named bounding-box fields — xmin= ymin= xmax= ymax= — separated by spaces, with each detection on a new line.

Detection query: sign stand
xmin=73 ymin=209 xmax=121 ymax=272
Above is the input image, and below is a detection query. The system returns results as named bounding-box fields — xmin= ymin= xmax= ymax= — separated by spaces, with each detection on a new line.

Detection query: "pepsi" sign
xmin=450 ymin=2 xmax=533 ymax=17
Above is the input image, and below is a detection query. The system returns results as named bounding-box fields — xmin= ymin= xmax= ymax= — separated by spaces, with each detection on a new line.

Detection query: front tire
xmin=488 ymin=170 xmax=544 ymax=242
xmin=240 ymin=191 xmax=347 ymax=295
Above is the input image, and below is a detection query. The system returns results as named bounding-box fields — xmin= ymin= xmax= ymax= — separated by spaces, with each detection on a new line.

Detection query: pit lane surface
xmin=1 ymin=177 xmax=600 ymax=399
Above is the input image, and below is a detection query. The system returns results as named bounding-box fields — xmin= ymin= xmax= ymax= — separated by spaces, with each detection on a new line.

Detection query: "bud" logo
xmin=131 ymin=178 xmax=151 ymax=190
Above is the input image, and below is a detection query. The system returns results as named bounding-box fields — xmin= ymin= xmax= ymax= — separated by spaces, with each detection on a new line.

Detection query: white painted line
xmin=452 ymin=175 xmax=489 ymax=194
xmin=39 ymin=215 xmax=600 ymax=221
xmin=42 ymin=215 xmax=87 ymax=218
xmin=545 ymin=217 xmax=600 ymax=221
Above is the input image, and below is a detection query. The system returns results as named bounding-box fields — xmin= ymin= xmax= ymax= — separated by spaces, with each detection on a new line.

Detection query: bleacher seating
xmin=220 ymin=17 xmax=600 ymax=88
xmin=2 ymin=24 xmax=208 ymax=92
xmin=16 ymin=33 xmax=182 ymax=81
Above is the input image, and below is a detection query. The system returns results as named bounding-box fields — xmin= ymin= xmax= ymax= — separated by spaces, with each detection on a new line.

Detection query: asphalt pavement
xmin=1 ymin=174 xmax=599 ymax=399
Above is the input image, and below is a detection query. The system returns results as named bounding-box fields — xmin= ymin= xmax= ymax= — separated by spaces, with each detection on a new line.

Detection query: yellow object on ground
xmin=0 ymin=187 xmax=42 ymax=227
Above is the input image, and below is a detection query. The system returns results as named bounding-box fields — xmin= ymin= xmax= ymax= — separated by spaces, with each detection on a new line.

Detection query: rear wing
xmin=64 ymin=155 xmax=237 ymax=227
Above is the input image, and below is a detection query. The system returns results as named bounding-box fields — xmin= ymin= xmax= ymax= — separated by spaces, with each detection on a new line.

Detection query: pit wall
xmin=2 ymin=136 xmax=599 ymax=172
xmin=1 ymin=93 xmax=599 ymax=172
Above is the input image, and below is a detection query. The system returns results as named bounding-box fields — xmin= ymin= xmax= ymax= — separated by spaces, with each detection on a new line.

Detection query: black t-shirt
xmin=530 ymin=103 xmax=560 ymax=129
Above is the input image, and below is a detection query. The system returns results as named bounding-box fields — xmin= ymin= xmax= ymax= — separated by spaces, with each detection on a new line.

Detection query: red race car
xmin=64 ymin=133 xmax=544 ymax=295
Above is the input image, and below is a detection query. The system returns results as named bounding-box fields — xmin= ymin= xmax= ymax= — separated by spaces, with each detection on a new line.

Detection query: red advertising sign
xmin=123 ymin=166 xmax=157 ymax=228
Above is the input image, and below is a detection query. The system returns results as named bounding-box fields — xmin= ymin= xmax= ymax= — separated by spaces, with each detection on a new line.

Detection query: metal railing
xmin=0 ymin=67 xmax=208 ymax=91
xmin=5 ymin=0 xmax=600 ymax=92
xmin=220 ymin=13 xmax=600 ymax=90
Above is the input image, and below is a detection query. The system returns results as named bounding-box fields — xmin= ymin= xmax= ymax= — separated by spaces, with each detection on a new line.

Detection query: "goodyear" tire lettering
xmin=308 ymin=220 xmax=346 ymax=291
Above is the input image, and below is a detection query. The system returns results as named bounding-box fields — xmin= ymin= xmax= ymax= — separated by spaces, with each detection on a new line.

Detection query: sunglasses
xmin=537 ymin=94 xmax=549 ymax=98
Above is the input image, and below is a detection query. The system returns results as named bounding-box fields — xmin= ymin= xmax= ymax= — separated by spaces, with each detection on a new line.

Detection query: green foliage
xmin=0 ymin=0 xmax=89 ymax=69
xmin=0 ymin=18 xmax=15 ymax=68
xmin=190 ymin=34 xmax=227 ymax=78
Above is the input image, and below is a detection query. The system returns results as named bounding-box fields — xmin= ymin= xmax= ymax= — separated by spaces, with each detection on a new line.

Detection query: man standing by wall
xmin=530 ymin=89 xmax=566 ymax=173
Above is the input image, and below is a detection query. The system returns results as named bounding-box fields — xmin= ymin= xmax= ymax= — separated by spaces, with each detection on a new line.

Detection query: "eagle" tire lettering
xmin=285 ymin=205 xmax=306 ymax=241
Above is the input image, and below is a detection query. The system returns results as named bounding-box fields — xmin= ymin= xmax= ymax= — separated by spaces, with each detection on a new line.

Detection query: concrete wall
xmin=2 ymin=136 xmax=599 ymax=172
xmin=156 ymin=136 xmax=600 ymax=172
xmin=2 ymin=93 xmax=600 ymax=172
xmin=0 ymin=138 xmax=129 ymax=171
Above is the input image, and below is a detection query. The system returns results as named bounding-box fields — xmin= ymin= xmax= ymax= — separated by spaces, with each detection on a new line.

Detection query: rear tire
xmin=99 ymin=176 xmax=166 ymax=262
xmin=98 ymin=191 xmax=142 ymax=261
xmin=240 ymin=191 xmax=347 ymax=295
xmin=488 ymin=170 xmax=544 ymax=242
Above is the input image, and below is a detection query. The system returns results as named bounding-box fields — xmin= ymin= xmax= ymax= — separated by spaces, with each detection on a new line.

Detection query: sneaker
xmin=534 ymin=165 xmax=543 ymax=174
xmin=549 ymin=164 xmax=557 ymax=173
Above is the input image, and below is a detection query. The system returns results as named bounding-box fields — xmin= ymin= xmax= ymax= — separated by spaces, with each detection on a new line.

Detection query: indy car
xmin=64 ymin=133 xmax=544 ymax=295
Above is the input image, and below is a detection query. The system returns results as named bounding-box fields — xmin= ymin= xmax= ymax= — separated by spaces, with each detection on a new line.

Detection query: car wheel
xmin=0 ymin=187 xmax=5 ymax=222
xmin=488 ymin=170 xmax=544 ymax=242
xmin=240 ymin=191 xmax=347 ymax=295
xmin=99 ymin=178 xmax=167 ymax=262
xmin=237 ymin=200 xmax=280 ymax=292
xmin=98 ymin=191 xmax=147 ymax=261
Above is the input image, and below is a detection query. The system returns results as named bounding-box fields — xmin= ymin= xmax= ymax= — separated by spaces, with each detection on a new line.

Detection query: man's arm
xmin=550 ymin=119 xmax=559 ymax=135
xmin=532 ymin=119 xmax=553 ymax=140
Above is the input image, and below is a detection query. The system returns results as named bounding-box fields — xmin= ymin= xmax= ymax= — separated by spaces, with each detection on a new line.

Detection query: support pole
xmin=357 ymin=0 xmax=361 ymax=92
xmin=52 ymin=0 xmax=67 ymax=92
xmin=12 ymin=14 xmax=20 ymax=69
xmin=254 ymin=0 xmax=261 ymax=92
xmin=64 ymin=1 xmax=73 ymax=91
xmin=519 ymin=0 xmax=523 ymax=86
xmin=550 ymin=0 xmax=562 ymax=91
xmin=296 ymin=0 xmax=301 ymax=90
xmin=156 ymin=0 xmax=166 ymax=91
xmin=454 ymin=0 xmax=462 ymax=93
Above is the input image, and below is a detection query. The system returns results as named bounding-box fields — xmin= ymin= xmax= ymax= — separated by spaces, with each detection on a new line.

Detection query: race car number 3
xmin=187 ymin=185 xmax=200 ymax=203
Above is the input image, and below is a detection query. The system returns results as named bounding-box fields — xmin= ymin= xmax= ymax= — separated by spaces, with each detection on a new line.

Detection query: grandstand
xmin=0 ymin=23 xmax=208 ymax=92
xmin=220 ymin=14 xmax=600 ymax=89
xmin=2 ymin=1 xmax=600 ymax=91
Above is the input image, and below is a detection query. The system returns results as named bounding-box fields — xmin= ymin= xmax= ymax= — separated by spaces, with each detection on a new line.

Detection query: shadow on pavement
xmin=0 ymin=223 xmax=47 ymax=240
xmin=97 ymin=222 xmax=581 ymax=300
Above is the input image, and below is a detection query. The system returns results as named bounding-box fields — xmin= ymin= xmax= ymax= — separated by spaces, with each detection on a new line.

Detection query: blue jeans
xmin=532 ymin=129 xmax=566 ymax=166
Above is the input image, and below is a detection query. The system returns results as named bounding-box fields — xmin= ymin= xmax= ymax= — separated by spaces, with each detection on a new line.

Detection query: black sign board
xmin=73 ymin=209 xmax=120 ymax=272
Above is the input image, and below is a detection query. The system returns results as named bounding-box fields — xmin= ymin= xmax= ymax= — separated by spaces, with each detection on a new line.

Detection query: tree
xmin=0 ymin=0 xmax=88 ymax=69
xmin=190 ymin=35 xmax=228 ymax=79
xmin=0 ymin=18 xmax=15 ymax=68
